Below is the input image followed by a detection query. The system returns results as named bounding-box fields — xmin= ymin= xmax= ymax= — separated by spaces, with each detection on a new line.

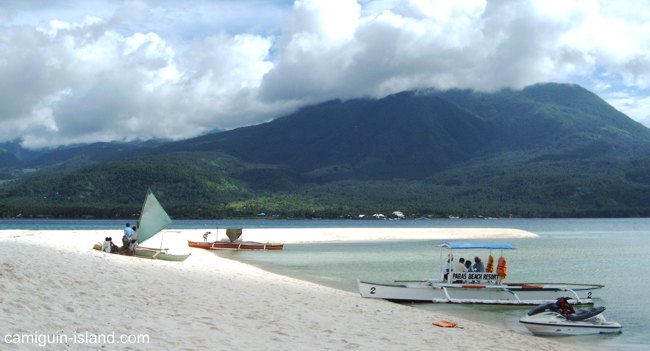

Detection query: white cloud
xmin=1 ymin=0 xmax=650 ymax=149
xmin=262 ymin=0 xmax=650 ymax=120
xmin=0 ymin=7 xmax=288 ymax=148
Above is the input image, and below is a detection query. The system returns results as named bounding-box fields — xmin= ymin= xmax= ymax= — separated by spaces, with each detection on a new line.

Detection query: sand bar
xmin=180 ymin=227 xmax=538 ymax=244
xmin=0 ymin=228 xmax=585 ymax=351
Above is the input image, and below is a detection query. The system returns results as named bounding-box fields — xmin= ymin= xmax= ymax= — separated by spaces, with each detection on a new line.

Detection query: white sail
xmin=136 ymin=189 xmax=172 ymax=244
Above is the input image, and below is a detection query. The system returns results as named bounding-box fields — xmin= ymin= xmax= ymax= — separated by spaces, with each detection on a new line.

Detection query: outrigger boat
xmin=134 ymin=189 xmax=191 ymax=261
xmin=188 ymin=228 xmax=284 ymax=251
xmin=188 ymin=240 xmax=285 ymax=251
xmin=519 ymin=297 xmax=622 ymax=336
xmin=358 ymin=242 xmax=603 ymax=305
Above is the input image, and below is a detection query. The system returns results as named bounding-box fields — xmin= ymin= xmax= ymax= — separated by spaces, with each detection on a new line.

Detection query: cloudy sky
xmin=1 ymin=0 xmax=649 ymax=149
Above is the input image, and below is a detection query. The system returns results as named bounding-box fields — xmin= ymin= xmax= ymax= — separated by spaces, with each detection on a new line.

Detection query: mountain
xmin=0 ymin=140 xmax=45 ymax=166
xmin=2 ymin=83 xmax=650 ymax=218
xmin=162 ymin=93 xmax=492 ymax=179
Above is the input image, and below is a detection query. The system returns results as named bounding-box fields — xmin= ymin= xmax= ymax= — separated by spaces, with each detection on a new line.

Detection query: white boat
xmin=519 ymin=298 xmax=622 ymax=336
xmin=357 ymin=242 xmax=603 ymax=305
xmin=134 ymin=189 xmax=191 ymax=262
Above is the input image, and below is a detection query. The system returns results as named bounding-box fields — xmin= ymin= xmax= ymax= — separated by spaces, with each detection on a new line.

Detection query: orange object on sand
xmin=432 ymin=320 xmax=458 ymax=328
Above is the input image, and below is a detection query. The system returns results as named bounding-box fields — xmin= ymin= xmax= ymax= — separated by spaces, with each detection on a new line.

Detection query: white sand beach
xmin=0 ymin=228 xmax=586 ymax=351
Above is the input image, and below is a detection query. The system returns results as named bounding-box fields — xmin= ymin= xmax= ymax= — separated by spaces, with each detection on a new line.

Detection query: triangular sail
xmin=136 ymin=189 xmax=172 ymax=244
xmin=226 ymin=228 xmax=242 ymax=242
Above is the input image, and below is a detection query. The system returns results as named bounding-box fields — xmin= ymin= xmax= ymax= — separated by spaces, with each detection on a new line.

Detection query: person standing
xmin=443 ymin=256 xmax=452 ymax=281
xmin=129 ymin=226 xmax=138 ymax=255
xmin=122 ymin=223 xmax=133 ymax=251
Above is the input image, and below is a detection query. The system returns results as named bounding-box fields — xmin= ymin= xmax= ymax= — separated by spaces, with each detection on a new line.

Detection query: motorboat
xmin=358 ymin=242 xmax=603 ymax=305
xmin=519 ymin=298 xmax=622 ymax=336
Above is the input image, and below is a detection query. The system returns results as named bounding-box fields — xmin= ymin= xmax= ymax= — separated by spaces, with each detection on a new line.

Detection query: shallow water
xmin=215 ymin=218 xmax=649 ymax=351
xmin=3 ymin=217 xmax=647 ymax=350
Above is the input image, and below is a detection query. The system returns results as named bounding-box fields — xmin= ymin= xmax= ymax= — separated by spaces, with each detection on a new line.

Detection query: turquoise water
xmin=2 ymin=218 xmax=648 ymax=350
xmin=216 ymin=218 xmax=649 ymax=351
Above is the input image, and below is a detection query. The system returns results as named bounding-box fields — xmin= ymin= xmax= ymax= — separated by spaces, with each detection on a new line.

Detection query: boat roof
xmin=438 ymin=242 xmax=515 ymax=250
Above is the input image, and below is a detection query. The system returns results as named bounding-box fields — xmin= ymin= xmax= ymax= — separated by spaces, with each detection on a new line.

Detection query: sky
xmin=1 ymin=0 xmax=650 ymax=149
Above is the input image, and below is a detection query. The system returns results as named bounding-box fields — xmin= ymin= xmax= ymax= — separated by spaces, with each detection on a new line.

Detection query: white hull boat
xmin=519 ymin=300 xmax=622 ymax=336
xmin=358 ymin=280 xmax=600 ymax=305
xmin=358 ymin=242 xmax=603 ymax=305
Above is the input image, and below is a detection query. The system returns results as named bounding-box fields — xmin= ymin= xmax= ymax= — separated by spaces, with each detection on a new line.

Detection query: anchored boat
xmin=188 ymin=228 xmax=284 ymax=251
xmin=358 ymin=242 xmax=603 ymax=305
xmin=188 ymin=240 xmax=285 ymax=251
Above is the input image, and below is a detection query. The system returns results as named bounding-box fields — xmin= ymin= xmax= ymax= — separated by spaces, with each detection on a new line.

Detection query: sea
xmin=1 ymin=217 xmax=647 ymax=350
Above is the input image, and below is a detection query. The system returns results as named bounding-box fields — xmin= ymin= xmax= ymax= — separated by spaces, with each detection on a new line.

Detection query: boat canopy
xmin=438 ymin=242 xmax=515 ymax=250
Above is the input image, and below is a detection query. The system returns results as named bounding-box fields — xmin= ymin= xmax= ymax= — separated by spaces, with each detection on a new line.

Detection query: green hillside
xmin=2 ymin=83 xmax=650 ymax=219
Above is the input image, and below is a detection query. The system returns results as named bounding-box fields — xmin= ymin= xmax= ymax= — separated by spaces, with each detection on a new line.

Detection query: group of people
xmin=101 ymin=222 xmax=138 ymax=255
xmin=101 ymin=237 xmax=120 ymax=253
xmin=454 ymin=256 xmax=486 ymax=273
xmin=122 ymin=223 xmax=139 ymax=255
xmin=442 ymin=253 xmax=508 ymax=283
xmin=444 ymin=256 xmax=486 ymax=281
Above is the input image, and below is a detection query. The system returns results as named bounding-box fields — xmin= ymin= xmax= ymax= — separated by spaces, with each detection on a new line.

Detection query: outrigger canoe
xmin=358 ymin=242 xmax=603 ymax=305
xmin=188 ymin=240 xmax=284 ymax=251
xmin=188 ymin=228 xmax=284 ymax=251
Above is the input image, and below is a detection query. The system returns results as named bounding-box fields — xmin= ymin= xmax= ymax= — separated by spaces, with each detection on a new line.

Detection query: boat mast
xmin=136 ymin=188 xmax=150 ymax=231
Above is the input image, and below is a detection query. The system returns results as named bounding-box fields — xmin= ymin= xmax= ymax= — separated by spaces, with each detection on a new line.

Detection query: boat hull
xmin=519 ymin=313 xmax=622 ymax=336
xmin=135 ymin=247 xmax=191 ymax=261
xmin=357 ymin=280 xmax=600 ymax=305
xmin=188 ymin=240 xmax=284 ymax=251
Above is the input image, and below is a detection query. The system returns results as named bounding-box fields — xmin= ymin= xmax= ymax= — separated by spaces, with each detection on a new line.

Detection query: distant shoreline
xmin=0 ymin=227 xmax=537 ymax=245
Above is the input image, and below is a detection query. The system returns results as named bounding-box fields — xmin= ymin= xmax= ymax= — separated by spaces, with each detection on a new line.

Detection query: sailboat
xmin=134 ymin=189 xmax=191 ymax=261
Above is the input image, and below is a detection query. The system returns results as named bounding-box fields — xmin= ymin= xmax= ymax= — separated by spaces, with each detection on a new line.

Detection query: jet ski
xmin=519 ymin=297 xmax=622 ymax=336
